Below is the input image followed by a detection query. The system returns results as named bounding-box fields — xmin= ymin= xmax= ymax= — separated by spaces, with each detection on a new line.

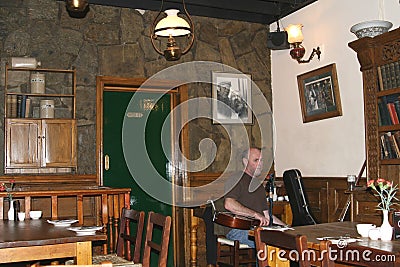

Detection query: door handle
xmin=104 ymin=154 xmax=109 ymax=170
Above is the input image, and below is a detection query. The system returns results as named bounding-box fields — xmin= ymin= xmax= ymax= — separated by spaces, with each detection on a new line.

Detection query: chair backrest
xmin=254 ymin=227 xmax=310 ymax=267
xmin=142 ymin=211 xmax=172 ymax=267
xmin=115 ymin=208 xmax=145 ymax=263
xmin=283 ymin=169 xmax=317 ymax=226
xmin=33 ymin=264 xmax=113 ymax=267
xmin=254 ymin=227 xmax=334 ymax=267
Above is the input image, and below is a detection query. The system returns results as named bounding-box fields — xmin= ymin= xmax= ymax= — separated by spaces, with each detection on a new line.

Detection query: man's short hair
xmin=241 ymin=147 xmax=261 ymax=160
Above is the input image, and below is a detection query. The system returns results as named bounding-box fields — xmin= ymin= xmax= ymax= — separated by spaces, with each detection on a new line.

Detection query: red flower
xmin=367 ymin=179 xmax=375 ymax=187
xmin=376 ymin=178 xmax=386 ymax=184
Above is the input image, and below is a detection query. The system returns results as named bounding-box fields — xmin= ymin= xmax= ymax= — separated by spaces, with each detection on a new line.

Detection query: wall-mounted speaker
xmin=267 ymin=31 xmax=290 ymax=50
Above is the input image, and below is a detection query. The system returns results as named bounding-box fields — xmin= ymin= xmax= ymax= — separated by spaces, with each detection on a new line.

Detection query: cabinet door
xmin=5 ymin=119 xmax=41 ymax=168
xmin=42 ymin=119 xmax=77 ymax=167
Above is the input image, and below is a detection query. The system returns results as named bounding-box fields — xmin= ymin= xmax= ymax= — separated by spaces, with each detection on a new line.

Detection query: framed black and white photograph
xmin=212 ymin=72 xmax=252 ymax=124
xmin=297 ymin=63 xmax=342 ymax=123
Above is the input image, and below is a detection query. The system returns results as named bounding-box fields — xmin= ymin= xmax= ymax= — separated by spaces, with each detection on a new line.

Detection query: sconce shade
xmin=66 ymin=0 xmax=88 ymax=12
xmin=155 ymin=9 xmax=191 ymax=37
xmin=286 ymin=24 xmax=304 ymax=44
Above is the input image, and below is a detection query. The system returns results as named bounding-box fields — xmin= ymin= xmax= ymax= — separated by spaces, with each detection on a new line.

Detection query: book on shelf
xmin=25 ymin=98 xmax=31 ymax=118
xmin=395 ymin=61 xmax=400 ymax=88
xmin=16 ymin=95 xmax=22 ymax=118
xmin=6 ymin=95 xmax=12 ymax=117
xmin=20 ymin=95 xmax=27 ymax=118
xmin=378 ymin=97 xmax=391 ymax=126
xmin=394 ymin=131 xmax=400 ymax=150
xmin=387 ymin=102 xmax=399 ymax=125
xmin=378 ymin=66 xmax=384 ymax=91
xmin=383 ymin=132 xmax=397 ymax=159
xmin=10 ymin=95 xmax=17 ymax=118
xmin=391 ymin=133 xmax=400 ymax=158
xmin=385 ymin=64 xmax=392 ymax=90
xmin=381 ymin=134 xmax=390 ymax=159
xmin=389 ymin=62 xmax=397 ymax=89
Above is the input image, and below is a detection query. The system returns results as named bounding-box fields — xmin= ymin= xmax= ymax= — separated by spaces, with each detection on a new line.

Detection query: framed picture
xmin=212 ymin=72 xmax=252 ymax=124
xmin=297 ymin=63 xmax=342 ymax=123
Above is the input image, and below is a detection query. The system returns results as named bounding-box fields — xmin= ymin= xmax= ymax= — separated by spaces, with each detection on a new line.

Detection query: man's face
xmin=245 ymin=148 xmax=263 ymax=177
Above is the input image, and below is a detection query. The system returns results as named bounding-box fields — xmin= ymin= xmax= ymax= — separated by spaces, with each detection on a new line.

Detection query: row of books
xmin=378 ymin=61 xmax=400 ymax=91
xmin=6 ymin=95 xmax=31 ymax=118
xmin=381 ymin=131 xmax=400 ymax=160
xmin=378 ymin=94 xmax=400 ymax=126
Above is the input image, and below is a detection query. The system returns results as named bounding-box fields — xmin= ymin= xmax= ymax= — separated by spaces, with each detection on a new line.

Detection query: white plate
xmin=47 ymin=219 xmax=79 ymax=227
xmin=67 ymin=226 xmax=103 ymax=235
xmin=316 ymin=237 xmax=362 ymax=244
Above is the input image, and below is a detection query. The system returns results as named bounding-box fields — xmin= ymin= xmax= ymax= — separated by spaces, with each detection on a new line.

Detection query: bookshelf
xmin=349 ymin=27 xmax=400 ymax=182
xmin=4 ymin=63 xmax=77 ymax=174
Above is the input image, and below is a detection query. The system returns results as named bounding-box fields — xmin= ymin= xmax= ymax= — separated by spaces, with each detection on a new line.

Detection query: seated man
xmin=224 ymin=147 xmax=285 ymax=247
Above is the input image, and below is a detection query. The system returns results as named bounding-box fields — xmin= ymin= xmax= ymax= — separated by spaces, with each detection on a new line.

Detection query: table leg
xmin=76 ymin=241 xmax=92 ymax=264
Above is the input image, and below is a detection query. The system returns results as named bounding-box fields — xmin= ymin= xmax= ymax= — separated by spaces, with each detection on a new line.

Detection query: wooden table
xmin=0 ymin=219 xmax=107 ymax=264
xmin=259 ymin=221 xmax=400 ymax=267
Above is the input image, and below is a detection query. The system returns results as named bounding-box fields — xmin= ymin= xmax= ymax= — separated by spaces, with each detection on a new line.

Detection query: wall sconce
xmin=285 ymin=24 xmax=321 ymax=64
xmin=150 ymin=0 xmax=194 ymax=61
xmin=66 ymin=0 xmax=88 ymax=12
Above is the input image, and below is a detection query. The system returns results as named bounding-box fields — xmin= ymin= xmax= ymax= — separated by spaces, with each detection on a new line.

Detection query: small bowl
xmin=350 ymin=20 xmax=393 ymax=39
xmin=29 ymin=210 xmax=42 ymax=220
xmin=356 ymin=223 xmax=376 ymax=237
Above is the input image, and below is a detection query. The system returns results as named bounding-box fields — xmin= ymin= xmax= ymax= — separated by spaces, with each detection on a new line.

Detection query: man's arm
xmin=224 ymin=197 xmax=269 ymax=226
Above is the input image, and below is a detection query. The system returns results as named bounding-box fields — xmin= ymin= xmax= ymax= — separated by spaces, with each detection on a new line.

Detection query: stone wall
xmin=0 ymin=0 xmax=271 ymax=175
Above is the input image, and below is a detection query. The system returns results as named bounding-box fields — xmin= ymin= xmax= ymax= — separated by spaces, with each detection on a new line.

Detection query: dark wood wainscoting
xmin=187 ymin=172 xmax=352 ymax=266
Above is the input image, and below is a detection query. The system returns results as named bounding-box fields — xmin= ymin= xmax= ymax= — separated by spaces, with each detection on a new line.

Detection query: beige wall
xmin=271 ymin=0 xmax=400 ymax=177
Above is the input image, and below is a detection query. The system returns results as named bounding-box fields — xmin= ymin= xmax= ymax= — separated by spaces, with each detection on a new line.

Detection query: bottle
xmin=10 ymin=57 xmax=41 ymax=68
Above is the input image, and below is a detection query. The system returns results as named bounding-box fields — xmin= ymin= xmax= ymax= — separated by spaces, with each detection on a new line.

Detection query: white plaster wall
xmin=271 ymin=0 xmax=400 ymax=177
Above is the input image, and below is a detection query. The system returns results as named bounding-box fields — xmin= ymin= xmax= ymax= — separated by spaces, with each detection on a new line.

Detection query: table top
xmin=288 ymin=221 xmax=400 ymax=255
xmin=0 ymin=219 xmax=107 ymax=249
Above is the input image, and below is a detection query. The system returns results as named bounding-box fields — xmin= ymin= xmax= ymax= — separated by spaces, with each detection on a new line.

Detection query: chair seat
xmin=66 ymin=254 xmax=142 ymax=266
xmin=217 ymin=237 xmax=251 ymax=249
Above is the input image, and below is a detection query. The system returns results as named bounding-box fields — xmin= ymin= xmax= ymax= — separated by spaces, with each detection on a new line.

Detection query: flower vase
xmin=7 ymin=200 xmax=15 ymax=221
xmin=380 ymin=210 xmax=393 ymax=241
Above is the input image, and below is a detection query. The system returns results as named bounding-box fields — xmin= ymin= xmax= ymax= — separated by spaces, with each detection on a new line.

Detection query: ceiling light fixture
xmin=285 ymin=24 xmax=321 ymax=64
xmin=150 ymin=0 xmax=194 ymax=61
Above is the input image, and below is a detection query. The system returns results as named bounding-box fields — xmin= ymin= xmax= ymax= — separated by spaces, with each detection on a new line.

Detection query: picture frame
xmin=297 ymin=63 xmax=342 ymax=123
xmin=212 ymin=72 xmax=253 ymax=124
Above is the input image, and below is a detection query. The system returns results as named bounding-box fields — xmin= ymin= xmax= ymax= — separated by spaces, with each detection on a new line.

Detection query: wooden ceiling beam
xmin=86 ymin=0 xmax=317 ymax=24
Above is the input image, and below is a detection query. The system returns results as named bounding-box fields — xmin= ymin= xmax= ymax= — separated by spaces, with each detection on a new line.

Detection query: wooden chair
xmin=216 ymin=236 xmax=256 ymax=267
xmin=254 ymin=227 xmax=334 ymax=267
xmin=142 ymin=211 xmax=172 ymax=267
xmin=31 ymin=263 xmax=131 ymax=267
xmin=91 ymin=208 xmax=145 ymax=266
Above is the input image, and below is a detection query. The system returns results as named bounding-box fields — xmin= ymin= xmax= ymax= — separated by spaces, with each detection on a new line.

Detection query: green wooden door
xmin=103 ymin=91 xmax=173 ymax=266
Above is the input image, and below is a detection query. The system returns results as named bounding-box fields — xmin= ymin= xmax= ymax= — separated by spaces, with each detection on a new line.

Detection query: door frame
xmin=96 ymin=76 xmax=189 ymax=266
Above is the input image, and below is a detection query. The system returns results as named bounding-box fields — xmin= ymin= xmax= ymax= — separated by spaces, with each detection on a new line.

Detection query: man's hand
xmin=254 ymin=213 xmax=269 ymax=226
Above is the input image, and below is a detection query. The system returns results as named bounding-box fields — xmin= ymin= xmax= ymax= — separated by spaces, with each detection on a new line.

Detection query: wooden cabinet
xmin=5 ymin=119 xmax=76 ymax=173
xmin=349 ymin=27 xmax=400 ymax=223
xmin=349 ymin=28 xmax=400 ymax=183
xmin=4 ymin=64 xmax=77 ymax=174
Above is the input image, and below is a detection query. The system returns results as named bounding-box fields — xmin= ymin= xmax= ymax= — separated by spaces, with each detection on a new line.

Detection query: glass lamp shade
xmin=154 ymin=9 xmax=191 ymax=37
xmin=66 ymin=0 xmax=88 ymax=12
xmin=286 ymin=24 xmax=304 ymax=44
